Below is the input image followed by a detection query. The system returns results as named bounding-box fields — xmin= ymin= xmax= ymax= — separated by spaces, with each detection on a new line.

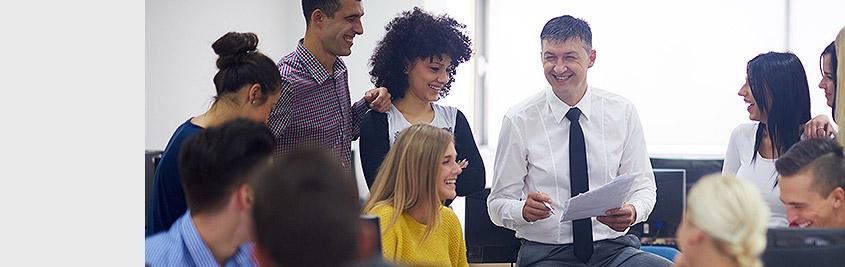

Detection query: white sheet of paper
xmin=560 ymin=173 xmax=639 ymax=222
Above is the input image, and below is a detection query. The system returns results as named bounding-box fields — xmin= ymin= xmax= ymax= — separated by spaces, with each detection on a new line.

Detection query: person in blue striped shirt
xmin=145 ymin=119 xmax=274 ymax=266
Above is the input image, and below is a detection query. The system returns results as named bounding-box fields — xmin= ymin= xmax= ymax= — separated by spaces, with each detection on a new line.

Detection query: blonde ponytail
xmin=686 ymin=174 xmax=769 ymax=267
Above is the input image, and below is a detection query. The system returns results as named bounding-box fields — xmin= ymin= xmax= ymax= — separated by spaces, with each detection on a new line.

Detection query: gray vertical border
xmin=474 ymin=0 xmax=489 ymax=145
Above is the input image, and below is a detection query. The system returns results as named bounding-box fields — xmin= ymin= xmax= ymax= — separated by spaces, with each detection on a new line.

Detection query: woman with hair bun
xmin=674 ymin=174 xmax=770 ymax=267
xmin=147 ymin=31 xmax=282 ymax=235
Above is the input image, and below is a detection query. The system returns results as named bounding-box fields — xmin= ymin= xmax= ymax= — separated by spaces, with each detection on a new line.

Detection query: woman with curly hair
xmin=360 ymin=7 xmax=484 ymax=201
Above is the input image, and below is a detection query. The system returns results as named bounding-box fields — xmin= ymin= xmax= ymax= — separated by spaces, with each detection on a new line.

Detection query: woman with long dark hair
xmin=803 ymin=41 xmax=839 ymax=139
xmin=723 ymin=52 xmax=810 ymax=227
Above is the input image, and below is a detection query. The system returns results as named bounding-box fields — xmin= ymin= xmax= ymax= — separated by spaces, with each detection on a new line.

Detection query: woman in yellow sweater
xmin=363 ymin=124 xmax=469 ymax=267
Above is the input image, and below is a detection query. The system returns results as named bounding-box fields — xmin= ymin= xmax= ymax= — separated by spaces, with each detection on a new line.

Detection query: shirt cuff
xmin=509 ymin=200 xmax=530 ymax=227
xmin=627 ymin=201 xmax=647 ymax=224
xmin=352 ymin=98 xmax=370 ymax=114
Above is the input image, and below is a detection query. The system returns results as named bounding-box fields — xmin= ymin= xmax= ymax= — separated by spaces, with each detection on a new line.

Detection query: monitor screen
xmin=630 ymin=169 xmax=686 ymax=242
xmin=762 ymin=228 xmax=845 ymax=267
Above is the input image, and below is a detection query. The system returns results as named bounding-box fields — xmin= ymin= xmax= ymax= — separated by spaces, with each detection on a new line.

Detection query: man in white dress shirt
xmin=487 ymin=15 xmax=671 ymax=266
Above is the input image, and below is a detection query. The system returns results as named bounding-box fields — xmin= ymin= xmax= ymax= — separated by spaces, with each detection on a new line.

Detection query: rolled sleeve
xmin=349 ymin=98 xmax=371 ymax=141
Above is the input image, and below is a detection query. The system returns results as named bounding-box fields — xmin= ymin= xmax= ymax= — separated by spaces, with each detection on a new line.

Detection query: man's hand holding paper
xmin=597 ymin=204 xmax=637 ymax=232
xmin=559 ymin=173 xmax=640 ymax=231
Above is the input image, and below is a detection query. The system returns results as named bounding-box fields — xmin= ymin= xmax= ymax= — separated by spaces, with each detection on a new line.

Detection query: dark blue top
xmin=147 ymin=119 xmax=204 ymax=236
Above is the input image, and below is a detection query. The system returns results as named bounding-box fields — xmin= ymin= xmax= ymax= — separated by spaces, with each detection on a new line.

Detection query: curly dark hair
xmin=369 ymin=7 xmax=472 ymax=100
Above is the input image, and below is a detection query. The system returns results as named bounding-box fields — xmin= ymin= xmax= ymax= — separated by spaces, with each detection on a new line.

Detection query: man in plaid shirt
xmin=269 ymin=0 xmax=391 ymax=169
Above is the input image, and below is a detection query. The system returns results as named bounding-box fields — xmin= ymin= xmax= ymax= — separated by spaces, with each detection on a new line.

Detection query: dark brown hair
xmin=211 ymin=32 xmax=281 ymax=105
xmin=252 ymin=147 xmax=360 ymax=266
xmin=179 ymin=119 xmax=273 ymax=214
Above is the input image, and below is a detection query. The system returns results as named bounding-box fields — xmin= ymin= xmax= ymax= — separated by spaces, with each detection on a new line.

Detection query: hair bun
xmin=212 ymin=32 xmax=259 ymax=69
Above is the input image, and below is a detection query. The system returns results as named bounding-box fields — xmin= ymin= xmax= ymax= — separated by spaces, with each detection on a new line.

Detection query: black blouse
xmin=359 ymin=109 xmax=486 ymax=197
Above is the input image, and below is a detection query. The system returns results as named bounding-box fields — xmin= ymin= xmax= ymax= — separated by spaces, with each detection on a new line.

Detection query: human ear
xmin=830 ymin=187 xmax=845 ymax=209
xmin=248 ymin=84 xmax=262 ymax=105
xmin=311 ymin=9 xmax=325 ymax=27
xmin=238 ymin=184 xmax=254 ymax=209
xmin=688 ymin=228 xmax=707 ymax=246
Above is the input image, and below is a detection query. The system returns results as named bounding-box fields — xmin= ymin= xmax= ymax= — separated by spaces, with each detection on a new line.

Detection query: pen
xmin=543 ymin=201 xmax=556 ymax=214
xmin=530 ymin=178 xmax=556 ymax=215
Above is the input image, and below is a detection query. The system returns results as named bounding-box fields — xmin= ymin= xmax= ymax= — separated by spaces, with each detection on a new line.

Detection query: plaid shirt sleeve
xmin=349 ymin=97 xmax=370 ymax=141
xmin=268 ymin=80 xmax=294 ymax=141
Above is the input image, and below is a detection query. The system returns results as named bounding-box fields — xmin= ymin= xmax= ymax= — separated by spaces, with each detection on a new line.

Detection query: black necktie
xmin=566 ymin=107 xmax=593 ymax=263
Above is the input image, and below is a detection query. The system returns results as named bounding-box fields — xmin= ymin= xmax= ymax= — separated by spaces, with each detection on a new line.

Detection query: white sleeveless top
xmin=386 ymin=103 xmax=458 ymax=145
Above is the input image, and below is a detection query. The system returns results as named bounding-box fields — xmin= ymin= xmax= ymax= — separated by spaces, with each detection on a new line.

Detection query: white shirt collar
xmin=546 ymin=86 xmax=593 ymax=123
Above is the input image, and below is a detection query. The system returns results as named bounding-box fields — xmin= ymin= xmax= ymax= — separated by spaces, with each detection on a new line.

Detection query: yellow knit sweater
xmin=369 ymin=204 xmax=469 ymax=267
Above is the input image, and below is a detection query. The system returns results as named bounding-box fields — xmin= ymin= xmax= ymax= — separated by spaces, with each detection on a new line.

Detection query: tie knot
xmin=566 ymin=108 xmax=581 ymax=122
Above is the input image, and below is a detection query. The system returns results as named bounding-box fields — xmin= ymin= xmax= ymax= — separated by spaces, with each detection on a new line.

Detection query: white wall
xmin=146 ymin=0 xmax=432 ymax=150
xmin=146 ymin=0 xmax=431 ymax=195
xmin=146 ymin=0 xmax=289 ymax=150
xmin=789 ymin=0 xmax=845 ymax=120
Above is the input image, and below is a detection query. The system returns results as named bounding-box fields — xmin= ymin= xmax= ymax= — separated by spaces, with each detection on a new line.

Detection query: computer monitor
xmin=762 ymin=228 xmax=845 ymax=267
xmin=630 ymin=169 xmax=686 ymax=242
xmin=650 ymin=157 xmax=723 ymax=192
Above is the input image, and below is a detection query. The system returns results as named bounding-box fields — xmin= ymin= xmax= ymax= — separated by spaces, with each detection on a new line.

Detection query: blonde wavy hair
xmin=686 ymin=174 xmax=770 ymax=267
xmin=363 ymin=124 xmax=454 ymax=239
